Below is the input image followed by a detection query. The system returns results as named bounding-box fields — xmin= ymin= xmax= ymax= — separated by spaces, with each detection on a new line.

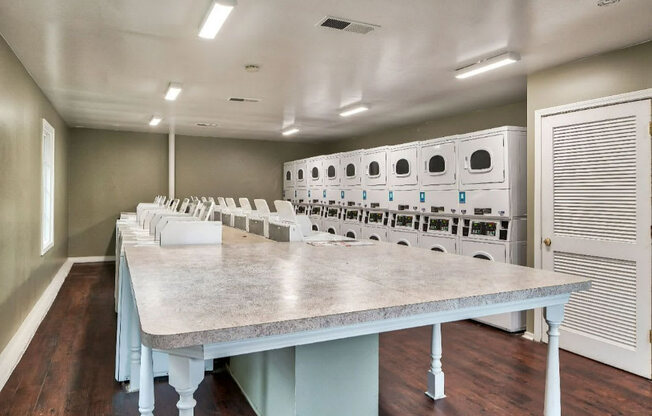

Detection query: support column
xmin=544 ymin=304 xmax=565 ymax=416
xmin=169 ymin=354 xmax=205 ymax=416
xmin=138 ymin=344 xmax=155 ymax=416
xmin=425 ymin=323 xmax=445 ymax=400
xmin=127 ymin=291 xmax=141 ymax=392
xmin=169 ymin=127 xmax=175 ymax=199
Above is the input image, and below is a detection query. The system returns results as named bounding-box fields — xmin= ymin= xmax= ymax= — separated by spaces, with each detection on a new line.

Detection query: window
xmin=41 ymin=119 xmax=55 ymax=255
xmin=311 ymin=166 xmax=319 ymax=179
xmin=428 ymin=155 xmax=446 ymax=173
xmin=286 ymin=170 xmax=291 ymax=181
xmin=368 ymin=161 xmax=380 ymax=177
xmin=297 ymin=169 xmax=304 ymax=180
xmin=396 ymin=158 xmax=410 ymax=175
xmin=346 ymin=163 xmax=355 ymax=177
xmin=327 ymin=165 xmax=336 ymax=178
xmin=470 ymin=150 xmax=491 ymax=170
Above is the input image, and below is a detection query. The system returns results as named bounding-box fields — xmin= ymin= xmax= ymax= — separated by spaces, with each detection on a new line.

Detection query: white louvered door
xmin=541 ymin=99 xmax=651 ymax=378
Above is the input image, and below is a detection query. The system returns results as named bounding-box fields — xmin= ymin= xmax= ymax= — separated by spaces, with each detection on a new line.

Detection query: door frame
xmin=533 ymin=88 xmax=652 ymax=341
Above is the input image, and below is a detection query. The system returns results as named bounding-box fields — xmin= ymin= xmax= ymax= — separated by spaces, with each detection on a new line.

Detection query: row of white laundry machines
xmin=282 ymin=126 xmax=528 ymax=332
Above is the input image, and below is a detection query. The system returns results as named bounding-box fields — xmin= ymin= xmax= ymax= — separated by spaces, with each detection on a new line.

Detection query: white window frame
xmin=41 ymin=119 xmax=55 ymax=255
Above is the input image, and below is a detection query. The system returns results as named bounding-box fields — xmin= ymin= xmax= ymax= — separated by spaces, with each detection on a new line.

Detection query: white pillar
xmin=425 ymin=323 xmax=445 ymax=400
xmin=169 ymin=127 xmax=175 ymax=199
xmin=138 ymin=344 xmax=154 ymax=416
xmin=169 ymin=354 xmax=205 ymax=416
xmin=544 ymin=304 xmax=565 ymax=416
xmin=127 ymin=291 xmax=141 ymax=393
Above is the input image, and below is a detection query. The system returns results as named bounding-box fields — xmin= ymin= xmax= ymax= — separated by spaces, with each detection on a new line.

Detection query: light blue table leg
xmin=139 ymin=344 xmax=154 ymax=416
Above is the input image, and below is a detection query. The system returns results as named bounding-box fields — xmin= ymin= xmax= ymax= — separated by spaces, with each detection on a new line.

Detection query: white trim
xmin=0 ymin=259 xmax=73 ymax=392
xmin=40 ymin=119 xmax=55 ymax=255
xmin=532 ymin=88 xmax=652 ymax=341
xmin=68 ymin=256 xmax=116 ymax=263
xmin=522 ymin=331 xmax=535 ymax=342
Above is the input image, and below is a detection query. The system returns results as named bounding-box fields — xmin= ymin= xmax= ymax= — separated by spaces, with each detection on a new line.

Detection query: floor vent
xmin=228 ymin=97 xmax=260 ymax=103
xmin=317 ymin=16 xmax=378 ymax=35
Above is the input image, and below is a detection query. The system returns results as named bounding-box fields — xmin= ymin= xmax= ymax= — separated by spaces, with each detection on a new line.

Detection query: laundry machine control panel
xmin=310 ymin=206 xmax=323 ymax=216
xmin=462 ymin=219 xmax=510 ymax=241
xmin=295 ymin=205 xmax=308 ymax=215
xmin=421 ymin=216 xmax=459 ymax=236
xmin=391 ymin=213 xmax=420 ymax=230
xmin=343 ymin=208 xmax=362 ymax=222
xmin=324 ymin=207 xmax=342 ymax=219
xmin=364 ymin=210 xmax=389 ymax=226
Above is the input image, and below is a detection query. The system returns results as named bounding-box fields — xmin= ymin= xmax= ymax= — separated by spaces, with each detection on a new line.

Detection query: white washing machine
xmin=418 ymin=215 xmax=460 ymax=253
xmin=283 ymin=161 xmax=295 ymax=190
xmin=341 ymin=207 xmax=363 ymax=239
xmin=323 ymin=153 xmax=341 ymax=189
xmin=322 ymin=206 xmax=342 ymax=235
xmin=388 ymin=212 xmax=420 ymax=246
xmin=457 ymin=126 xmax=526 ymax=218
xmin=362 ymin=225 xmax=387 ymax=242
xmin=309 ymin=205 xmax=324 ymax=232
xmin=294 ymin=188 xmax=309 ymax=205
xmin=340 ymin=150 xmax=364 ymax=189
xmin=294 ymin=159 xmax=308 ymax=189
xmin=323 ymin=188 xmax=344 ymax=207
xmin=459 ymin=217 xmax=527 ymax=332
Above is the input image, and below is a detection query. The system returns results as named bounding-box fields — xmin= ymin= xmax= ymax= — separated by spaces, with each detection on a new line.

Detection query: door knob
xmin=543 ymin=238 xmax=552 ymax=247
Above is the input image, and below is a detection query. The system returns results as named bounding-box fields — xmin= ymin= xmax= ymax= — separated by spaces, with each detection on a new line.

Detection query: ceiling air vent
xmin=228 ymin=97 xmax=260 ymax=103
xmin=317 ymin=16 xmax=378 ymax=35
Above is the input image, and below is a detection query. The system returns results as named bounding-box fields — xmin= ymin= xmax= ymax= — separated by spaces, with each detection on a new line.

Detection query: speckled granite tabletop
xmin=126 ymin=240 xmax=590 ymax=349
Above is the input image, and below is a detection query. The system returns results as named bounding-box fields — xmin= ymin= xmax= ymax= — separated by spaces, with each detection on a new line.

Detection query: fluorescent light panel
xmin=339 ymin=105 xmax=369 ymax=117
xmin=282 ymin=128 xmax=300 ymax=136
xmin=455 ymin=52 xmax=520 ymax=79
xmin=199 ymin=0 xmax=236 ymax=39
xmin=165 ymin=82 xmax=183 ymax=101
xmin=149 ymin=116 xmax=162 ymax=126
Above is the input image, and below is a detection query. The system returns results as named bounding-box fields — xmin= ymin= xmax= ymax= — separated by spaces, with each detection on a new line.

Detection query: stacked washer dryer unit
xmin=387 ymin=142 xmax=421 ymax=247
xmin=361 ymin=146 xmax=390 ymax=241
xmin=306 ymin=156 xmax=333 ymax=234
xmin=457 ymin=126 xmax=527 ymax=332
xmin=283 ymin=161 xmax=295 ymax=204
xmin=339 ymin=150 xmax=365 ymax=239
xmin=418 ymin=135 xmax=461 ymax=253
xmin=319 ymin=154 xmax=343 ymax=235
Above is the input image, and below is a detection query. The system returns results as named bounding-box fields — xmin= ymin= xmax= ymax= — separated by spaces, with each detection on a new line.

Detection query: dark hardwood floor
xmin=0 ymin=262 xmax=649 ymax=415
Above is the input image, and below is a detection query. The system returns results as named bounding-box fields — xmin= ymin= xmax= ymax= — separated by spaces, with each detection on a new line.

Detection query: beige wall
xmin=0 ymin=36 xmax=69 ymax=353
xmin=175 ymin=135 xmax=329 ymax=205
xmin=67 ymin=129 xmax=168 ymax=257
xmin=324 ymin=101 xmax=527 ymax=152
xmin=524 ymin=41 xmax=651 ymax=332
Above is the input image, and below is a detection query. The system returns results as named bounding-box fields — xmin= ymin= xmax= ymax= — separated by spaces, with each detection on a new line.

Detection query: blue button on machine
xmin=363 ymin=190 xmax=367 ymax=200
xmin=459 ymin=191 xmax=466 ymax=204
xmin=389 ymin=191 xmax=394 ymax=201
xmin=420 ymin=191 xmax=425 ymax=203
xmin=341 ymin=191 xmax=345 ymax=199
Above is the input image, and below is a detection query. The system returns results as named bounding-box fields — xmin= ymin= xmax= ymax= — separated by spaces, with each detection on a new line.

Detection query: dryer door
xmin=389 ymin=146 xmax=418 ymax=187
xmin=420 ymin=142 xmax=456 ymax=187
xmin=459 ymin=134 xmax=505 ymax=186
xmin=341 ymin=153 xmax=362 ymax=187
xmin=283 ymin=162 xmax=294 ymax=188
xmin=324 ymin=158 xmax=340 ymax=188
xmin=308 ymin=159 xmax=323 ymax=186
xmin=294 ymin=160 xmax=307 ymax=188
xmin=363 ymin=149 xmax=388 ymax=187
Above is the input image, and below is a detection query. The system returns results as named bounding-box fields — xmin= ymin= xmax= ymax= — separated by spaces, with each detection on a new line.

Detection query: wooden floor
xmin=0 ymin=262 xmax=650 ymax=415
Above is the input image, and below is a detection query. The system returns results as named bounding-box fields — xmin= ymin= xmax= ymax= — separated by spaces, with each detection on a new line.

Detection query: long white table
xmin=125 ymin=240 xmax=590 ymax=416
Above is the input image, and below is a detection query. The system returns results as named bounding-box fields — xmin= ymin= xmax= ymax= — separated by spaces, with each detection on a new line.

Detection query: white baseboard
xmin=68 ymin=256 xmax=115 ymax=263
xmin=522 ymin=331 xmax=536 ymax=341
xmin=0 ymin=259 xmax=73 ymax=392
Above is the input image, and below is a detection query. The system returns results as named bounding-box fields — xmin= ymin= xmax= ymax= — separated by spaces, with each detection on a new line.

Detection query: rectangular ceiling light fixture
xmin=165 ymin=82 xmax=183 ymax=101
xmin=149 ymin=116 xmax=162 ymax=126
xmin=282 ymin=127 xmax=300 ymax=136
xmin=455 ymin=52 xmax=520 ymax=79
xmin=198 ymin=0 xmax=237 ymax=39
xmin=339 ymin=105 xmax=369 ymax=117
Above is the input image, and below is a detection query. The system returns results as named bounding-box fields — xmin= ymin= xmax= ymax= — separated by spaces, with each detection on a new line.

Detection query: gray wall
xmin=323 ymin=101 xmax=527 ymax=152
xmin=67 ymin=129 xmax=169 ymax=257
xmin=175 ymin=135 xmax=329 ymax=207
xmin=0 ymin=35 xmax=69 ymax=353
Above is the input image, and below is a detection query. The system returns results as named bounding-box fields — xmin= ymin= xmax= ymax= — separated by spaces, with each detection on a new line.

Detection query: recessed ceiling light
xmin=455 ymin=52 xmax=520 ymax=79
xmin=196 ymin=122 xmax=219 ymax=127
xmin=282 ymin=127 xmax=300 ymax=136
xmin=165 ymin=82 xmax=183 ymax=101
xmin=597 ymin=0 xmax=620 ymax=6
xmin=198 ymin=0 xmax=237 ymax=39
xmin=339 ymin=105 xmax=369 ymax=117
xmin=149 ymin=116 xmax=162 ymax=126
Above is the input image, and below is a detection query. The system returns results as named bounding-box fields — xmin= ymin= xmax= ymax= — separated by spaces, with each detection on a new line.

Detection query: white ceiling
xmin=0 ymin=0 xmax=650 ymax=141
